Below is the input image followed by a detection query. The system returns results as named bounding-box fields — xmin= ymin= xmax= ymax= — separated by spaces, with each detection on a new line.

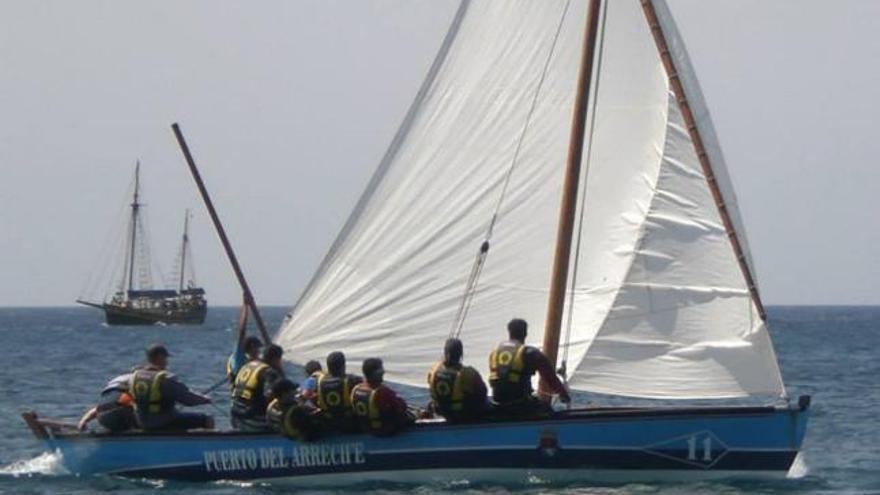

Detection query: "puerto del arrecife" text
xmin=203 ymin=443 xmax=367 ymax=473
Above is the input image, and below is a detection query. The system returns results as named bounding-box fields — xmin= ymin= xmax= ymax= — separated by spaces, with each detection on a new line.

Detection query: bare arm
xmin=532 ymin=349 xmax=571 ymax=402
xmin=168 ymin=379 xmax=212 ymax=406
xmin=78 ymin=407 xmax=98 ymax=431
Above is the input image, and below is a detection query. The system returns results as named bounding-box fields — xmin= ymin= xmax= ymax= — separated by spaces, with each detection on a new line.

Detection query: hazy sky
xmin=1 ymin=0 xmax=877 ymax=307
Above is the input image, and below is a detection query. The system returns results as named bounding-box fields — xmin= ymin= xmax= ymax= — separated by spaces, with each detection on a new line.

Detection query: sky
xmin=0 ymin=0 xmax=877 ymax=308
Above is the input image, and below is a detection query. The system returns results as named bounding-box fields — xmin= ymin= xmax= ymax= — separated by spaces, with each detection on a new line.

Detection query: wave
xmin=0 ymin=450 xmax=69 ymax=477
xmin=786 ymin=452 xmax=809 ymax=479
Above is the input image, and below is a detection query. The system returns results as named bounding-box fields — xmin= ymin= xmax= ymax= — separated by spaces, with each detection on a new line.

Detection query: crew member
xmin=489 ymin=318 xmax=571 ymax=416
xmin=230 ymin=343 xmax=286 ymax=431
xmin=315 ymin=351 xmax=362 ymax=432
xmin=129 ymin=344 xmax=214 ymax=431
xmin=299 ymin=360 xmax=323 ymax=403
xmin=427 ymin=338 xmax=488 ymax=423
xmin=266 ymin=379 xmax=321 ymax=441
xmin=350 ymin=358 xmax=414 ymax=436
xmin=78 ymin=372 xmax=136 ymax=433
xmin=227 ymin=336 xmax=263 ymax=385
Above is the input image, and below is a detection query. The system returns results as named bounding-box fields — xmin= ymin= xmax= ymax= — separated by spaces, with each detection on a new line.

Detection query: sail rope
xmin=559 ymin=0 xmax=609 ymax=377
xmin=448 ymin=0 xmax=574 ymax=340
xmin=78 ymin=174 xmax=137 ymax=302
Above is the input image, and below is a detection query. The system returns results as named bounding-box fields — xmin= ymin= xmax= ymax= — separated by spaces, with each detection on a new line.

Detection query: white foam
xmin=0 ymin=450 xmax=69 ymax=477
xmin=786 ymin=452 xmax=809 ymax=479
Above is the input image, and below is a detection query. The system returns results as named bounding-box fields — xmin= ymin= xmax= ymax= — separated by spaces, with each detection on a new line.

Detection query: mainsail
xmin=277 ymin=0 xmax=785 ymax=400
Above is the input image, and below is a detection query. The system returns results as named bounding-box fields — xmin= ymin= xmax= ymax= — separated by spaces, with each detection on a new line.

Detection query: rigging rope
xmin=449 ymin=0 xmax=574 ymax=340
xmin=560 ymin=0 xmax=609 ymax=377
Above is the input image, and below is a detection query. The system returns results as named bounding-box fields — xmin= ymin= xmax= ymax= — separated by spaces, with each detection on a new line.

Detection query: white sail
xmin=561 ymin=0 xmax=784 ymax=399
xmin=277 ymin=0 xmax=589 ymax=387
xmin=278 ymin=0 xmax=786 ymax=400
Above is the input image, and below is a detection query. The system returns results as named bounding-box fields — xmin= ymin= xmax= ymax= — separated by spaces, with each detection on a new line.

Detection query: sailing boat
xmin=76 ymin=164 xmax=208 ymax=325
xmin=26 ymin=0 xmax=807 ymax=483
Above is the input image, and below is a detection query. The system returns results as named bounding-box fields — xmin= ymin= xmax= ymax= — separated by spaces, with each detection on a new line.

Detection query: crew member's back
xmin=351 ymin=358 xmax=413 ymax=436
xmin=231 ymin=344 xmax=286 ymax=431
xmin=428 ymin=338 xmax=487 ymax=422
xmin=315 ymin=351 xmax=362 ymax=432
xmin=489 ymin=319 xmax=570 ymax=416
xmin=129 ymin=344 xmax=214 ymax=431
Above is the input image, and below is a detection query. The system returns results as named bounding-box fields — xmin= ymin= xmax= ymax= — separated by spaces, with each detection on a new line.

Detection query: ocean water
xmin=0 ymin=305 xmax=877 ymax=494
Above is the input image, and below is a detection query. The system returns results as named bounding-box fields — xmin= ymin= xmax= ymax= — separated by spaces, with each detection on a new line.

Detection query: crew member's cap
xmin=243 ymin=336 xmax=263 ymax=351
xmin=362 ymin=357 xmax=384 ymax=379
xmin=263 ymin=343 xmax=284 ymax=361
xmin=304 ymin=360 xmax=322 ymax=376
xmin=146 ymin=343 xmax=170 ymax=360
xmin=271 ymin=378 xmax=299 ymax=397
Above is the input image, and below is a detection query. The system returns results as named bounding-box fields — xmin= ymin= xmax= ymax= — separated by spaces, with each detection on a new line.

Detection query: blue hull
xmin=37 ymin=404 xmax=809 ymax=484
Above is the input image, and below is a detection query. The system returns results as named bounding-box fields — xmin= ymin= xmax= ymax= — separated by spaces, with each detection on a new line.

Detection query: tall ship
xmin=77 ymin=163 xmax=207 ymax=325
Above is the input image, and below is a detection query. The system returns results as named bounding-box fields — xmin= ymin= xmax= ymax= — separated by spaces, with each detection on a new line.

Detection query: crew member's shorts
xmin=97 ymin=406 xmax=136 ymax=432
xmin=162 ymin=412 xmax=212 ymax=431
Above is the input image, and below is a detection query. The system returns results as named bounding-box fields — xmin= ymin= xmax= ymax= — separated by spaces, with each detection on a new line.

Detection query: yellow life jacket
xmin=317 ymin=374 xmax=355 ymax=414
xmin=234 ymin=361 xmax=270 ymax=399
xmin=351 ymin=384 xmax=382 ymax=431
xmin=129 ymin=369 xmax=168 ymax=415
xmin=488 ymin=341 xmax=530 ymax=403
xmin=232 ymin=360 xmax=271 ymax=417
xmin=428 ymin=362 xmax=466 ymax=412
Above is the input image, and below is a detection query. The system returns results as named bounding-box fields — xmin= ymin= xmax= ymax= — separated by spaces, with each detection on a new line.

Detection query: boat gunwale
xmin=34 ymin=401 xmax=808 ymax=442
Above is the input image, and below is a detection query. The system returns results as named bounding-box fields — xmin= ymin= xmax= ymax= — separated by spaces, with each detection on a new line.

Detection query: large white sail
xmin=561 ymin=0 xmax=784 ymax=399
xmin=278 ymin=0 xmax=786 ymax=400
xmin=277 ymin=0 xmax=589 ymax=387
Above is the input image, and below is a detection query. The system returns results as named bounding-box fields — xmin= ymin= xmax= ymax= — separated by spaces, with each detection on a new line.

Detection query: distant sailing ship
xmin=77 ymin=163 xmax=207 ymax=325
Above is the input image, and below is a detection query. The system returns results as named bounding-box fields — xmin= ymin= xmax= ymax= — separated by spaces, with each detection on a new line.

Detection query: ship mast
xmin=178 ymin=209 xmax=190 ymax=292
xmin=126 ymin=161 xmax=141 ymax=294
xmin=540 ymin=0 xmax=603 ymax=394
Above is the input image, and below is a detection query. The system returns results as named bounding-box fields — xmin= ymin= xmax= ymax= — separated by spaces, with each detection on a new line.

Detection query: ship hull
xmin=103 ymin=304 xmax=207 ymax=326
xmin=30 ymin=403 xmax=809 ymax=484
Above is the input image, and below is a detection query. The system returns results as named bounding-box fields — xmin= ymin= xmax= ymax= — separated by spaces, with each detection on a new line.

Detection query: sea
xmin=0 ymin=305 xmax=877 ymax=494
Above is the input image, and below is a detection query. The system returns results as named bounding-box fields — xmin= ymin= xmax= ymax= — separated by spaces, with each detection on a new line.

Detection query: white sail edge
xmin=276 ymin=0 xmax=587 ymax=390
xmin=279 ymin=0 xmax=472 ymax=336
xmin=563 ymin=0 xmax=785 ymax=400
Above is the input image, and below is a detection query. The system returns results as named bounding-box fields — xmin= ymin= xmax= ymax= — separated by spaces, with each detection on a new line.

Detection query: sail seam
xmin=571 ymin=89 xmax=671 ymax=389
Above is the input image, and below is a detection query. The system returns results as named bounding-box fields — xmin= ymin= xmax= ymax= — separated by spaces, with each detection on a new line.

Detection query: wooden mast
xmin=541 ymin=0 xmax=604 ymax=394
xmin=171 ymin=123 xmax=273 ymax=344
xmin=126 ymin=161 xmax=141 ymax=294
xmin=178 ymin=209 xmax=189 ymax=292
xmin=639 ymin=0 xmax=766 ymax=320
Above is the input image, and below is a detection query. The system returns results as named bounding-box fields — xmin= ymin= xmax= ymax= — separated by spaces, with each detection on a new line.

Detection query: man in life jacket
xmin=314 ymin=351 xmax=363 ymax=432
xmin=489 ymin=318 xmax=570 ymax=416
xmin=351 ymin=358 xmax=414 ymax=436
xmin=78 ymin=372 xmax=136 ymax=433
xmin=230 ymin=343 xmax=286 ymax=431
xmin=129 ymin=344 xmax=214 ymax=431
xmin=227 ymin=335 xmax=263 ymax=387
xmin=299 ymin=360 xmax=323 ymax=403
xmin=427 ymin=338 xmax=488 ymax=423
xmin=266 ymin=378 xmax=321 ymax=441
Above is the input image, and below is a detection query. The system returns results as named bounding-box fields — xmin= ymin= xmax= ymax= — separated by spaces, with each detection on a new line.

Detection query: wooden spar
xmin=639 ymin=0 xmax=766 ymax=320
xmin=541 ymin=0 xmax=604 ymax=393
xmin=171 ymin=123 xmax=273 ymax=344
xmin=126 ymin=161 xmax=141 ymax=293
